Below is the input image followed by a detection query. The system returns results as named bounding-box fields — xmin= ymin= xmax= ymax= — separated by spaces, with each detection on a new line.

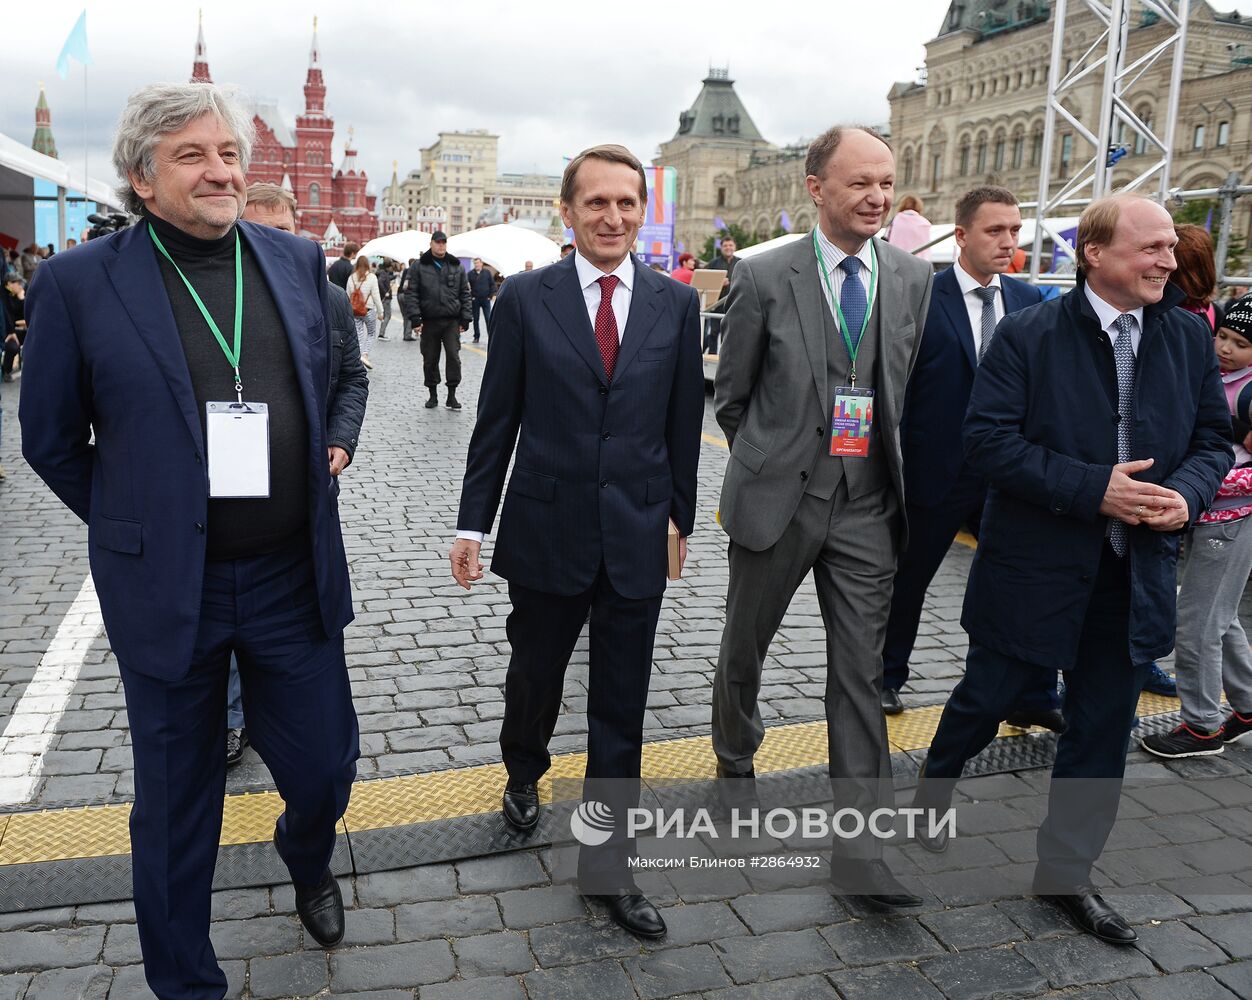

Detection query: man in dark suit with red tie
xmin=882 ymin=186 xmax=1062 ymax=728
xmin=449 ymin=144 xmax=704 ymax=938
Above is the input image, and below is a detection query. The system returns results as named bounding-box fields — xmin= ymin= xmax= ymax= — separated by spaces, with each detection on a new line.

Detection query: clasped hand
xmin=1099 ymin=458 xmax=1189 ymax=532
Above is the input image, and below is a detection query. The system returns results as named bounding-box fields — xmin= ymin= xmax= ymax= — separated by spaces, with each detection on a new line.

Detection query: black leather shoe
xmin=225 ymin=727 xmax=247 ymax=768
xmin=1004 ymin=709 xmax=1067 ymax=734
xmin=830 ymin=859 xmax=922 ymax=908
xmin=714 ymin=763 xmax=759 ymax=814
xmin=294 ymin=870 xmax=345 ymax=947
xmin=588 ymin=890 xmax=667 ymax=939
xmin=912 ymin=809 xmax=950 ymax=854
xmin=1041 ymin=891 xmax=1137 ymax=945
xmin=880 ymin=688 xmax=904 ymax=715
xmin=502 ymin=782 xmax=540 ymax=831
xmin=911 ymin=762 xmax=952 ymax=853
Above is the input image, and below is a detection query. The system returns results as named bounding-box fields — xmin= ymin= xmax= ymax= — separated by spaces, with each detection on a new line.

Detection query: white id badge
xmin=206 ymin=402 xmax=271 ymax=498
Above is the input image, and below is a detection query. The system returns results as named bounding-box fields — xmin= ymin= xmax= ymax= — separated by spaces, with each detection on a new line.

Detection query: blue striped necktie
xmin=838 ymin=256 xmax=867 ymax=349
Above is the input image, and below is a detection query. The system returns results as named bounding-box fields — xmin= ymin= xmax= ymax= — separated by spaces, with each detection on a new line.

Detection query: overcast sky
xmin=9 ymin=0 xmax=950 ymax=195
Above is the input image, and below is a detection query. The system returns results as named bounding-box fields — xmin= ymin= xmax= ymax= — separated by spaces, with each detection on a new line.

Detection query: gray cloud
xmin=7 ymin=0 xmax=943 ymax=197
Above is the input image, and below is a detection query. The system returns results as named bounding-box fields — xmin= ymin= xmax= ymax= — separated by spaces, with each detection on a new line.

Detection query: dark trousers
xmin=883 ymin=474 xmax=1059 ymax=712
xmin=702 ymin=315 xmax=722 ymax=355
xmin=421 ymin=318 xmax=462 ymax=389
xmin=501 ymin=567 xmax=662 ymax=887
xmin=471 ymin=297 xmax=492 ymax=342
xmin=119 ymin=543 xmax=359 ymax=1000
xmin=917 ymin=544 xmax=1147 ymax=889
xmin=2 ymin=329 xmax=23 ymax=376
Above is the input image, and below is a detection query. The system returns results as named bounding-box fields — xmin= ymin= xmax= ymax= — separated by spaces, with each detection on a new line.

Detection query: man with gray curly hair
xmin=20 ymin=82 xmax=360 ymax=999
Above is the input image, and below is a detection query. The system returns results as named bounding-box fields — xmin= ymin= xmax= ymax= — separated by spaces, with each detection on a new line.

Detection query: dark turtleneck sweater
xmin=146 ymin=211 xmax=308 ymax=559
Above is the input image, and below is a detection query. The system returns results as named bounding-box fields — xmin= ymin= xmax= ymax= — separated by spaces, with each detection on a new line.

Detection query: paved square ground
xmin=1 ymin=338 xmax=1249 ymax=999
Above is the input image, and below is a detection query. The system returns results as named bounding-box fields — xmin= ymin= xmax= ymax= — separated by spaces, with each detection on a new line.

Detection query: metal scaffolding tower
xmin=1029 ymin=0 xmax=1190 ymax=280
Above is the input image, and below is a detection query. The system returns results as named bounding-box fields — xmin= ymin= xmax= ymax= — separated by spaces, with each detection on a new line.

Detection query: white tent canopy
xmin=358 ymin=229 xmax=432 ymax=263
xmin=726 ymin=217 xmax=1082 ymax=267
xmin=0 ymin=131 xmax=123 ymax=210
xmin=447 ymin=224 xmax=560 ymax=276
xmin=733 ymin=232 xmax=805 ymax=261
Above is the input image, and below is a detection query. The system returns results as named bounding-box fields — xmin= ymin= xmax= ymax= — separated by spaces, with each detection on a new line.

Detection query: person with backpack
xmin=347 ymin=256 xmax=383 ymax=369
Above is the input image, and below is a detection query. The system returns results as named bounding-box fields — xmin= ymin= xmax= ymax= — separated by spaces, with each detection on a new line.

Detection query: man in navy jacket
xmin=450 ymin=145 xmax=704 ymax=939
xmin=884 ymin=186 xmax=1060 ymax=728
xmin=20 ymin=85 xmax=359 ymax=999
xmin=913 ymin=195 xmax=1231 ymax=945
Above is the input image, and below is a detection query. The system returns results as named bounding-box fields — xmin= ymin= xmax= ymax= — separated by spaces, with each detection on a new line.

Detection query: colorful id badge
xmin=206 ymin=401 xmax=271 ymax=498
xmin=830 ymin=387 xmax=874 ymax=458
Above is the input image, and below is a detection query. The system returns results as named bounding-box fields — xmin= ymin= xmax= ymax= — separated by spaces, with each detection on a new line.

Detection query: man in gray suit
xmin=712 ymin=126 xmax=933 ymax=907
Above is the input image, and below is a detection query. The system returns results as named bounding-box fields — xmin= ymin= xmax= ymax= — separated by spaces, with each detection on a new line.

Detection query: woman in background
xmin=885 ymin=194 xmax=932 ymax=260
xmin=346 ymin=256 xmax=383 ymax=370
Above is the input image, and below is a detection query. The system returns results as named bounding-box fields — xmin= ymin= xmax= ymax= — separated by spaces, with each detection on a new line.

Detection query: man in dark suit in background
xmin=912 ymin=194 xmax=1231 ymax=944
xmin=882 ymin=186 xmax=1062 ymax=730
xmin=20 ymin=84 xmax=360 ymax=999
xmin=468 ymin=256 xmax=495 ymax=344
xmin=450 ymin=144 xmax=704 ymax=938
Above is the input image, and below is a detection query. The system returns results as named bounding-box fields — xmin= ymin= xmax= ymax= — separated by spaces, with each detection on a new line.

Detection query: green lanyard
xmin=149 ymin=224 xmax=245 ymax=402
xmin=812 ymin=229 xmax=877 ymax=386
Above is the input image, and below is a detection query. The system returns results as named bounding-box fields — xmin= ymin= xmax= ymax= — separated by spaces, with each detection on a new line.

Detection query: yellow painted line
xmin=464 ymin=344 xmax=487 ymax=359
xmin=0 ymin=693 xmax=1182 ymax=866
xmin=954 ymin=530 xmax=978 ymax=550
xmin=702 ymin=432 xmax=728 ymax=449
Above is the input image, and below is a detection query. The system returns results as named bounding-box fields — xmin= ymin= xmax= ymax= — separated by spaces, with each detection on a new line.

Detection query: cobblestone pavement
xmin=0 ymin=338 xmax=974 ymax=805
xmin=2 ymin=338 xmax=1251 ymax=999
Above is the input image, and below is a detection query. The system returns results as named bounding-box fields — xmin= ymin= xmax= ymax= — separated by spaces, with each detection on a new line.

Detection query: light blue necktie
xmin=1109 ymin=314 xmax=1137 ymax=557
xmin=838 ymin=256 xmax=868 ymax=350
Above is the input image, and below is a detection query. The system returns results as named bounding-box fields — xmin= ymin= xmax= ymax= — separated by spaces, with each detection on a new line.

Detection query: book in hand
xmin=668 ymin=521 xmax=682 ymax=580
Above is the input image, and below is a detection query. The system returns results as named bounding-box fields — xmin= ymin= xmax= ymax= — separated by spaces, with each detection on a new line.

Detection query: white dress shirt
xmin=574 ymin=250 xmax=634 ymax=342
xmin=456 ymin=252 xmax=636 ymax=543
xmin=1084 ymin=284 xmax=1143 ymax=356
xmin=953 ymin=256 xmax=1004 ymax=358
xmin=814 ymin=226 xmax=878 ymax=326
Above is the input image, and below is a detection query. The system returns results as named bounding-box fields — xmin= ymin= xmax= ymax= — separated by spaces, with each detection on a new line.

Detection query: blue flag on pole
xmin=780 ymin=209 xmax=792 ymax=233
xmin=56 ymin=10 xmax=92 ymax=79
xmin=713 ymin=216 xmax=726 ymax=231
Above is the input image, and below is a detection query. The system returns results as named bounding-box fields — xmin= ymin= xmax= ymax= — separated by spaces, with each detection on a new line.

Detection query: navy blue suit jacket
xmin=20 ymin=221 xmax=354 ymax=680
xmin=960 ymin=280 xmax=1232 ymax=669
xmin=457 ymin=254 xmax=704 ymax=600
xmin=901 ymin=266 xmax=1042 ymax=507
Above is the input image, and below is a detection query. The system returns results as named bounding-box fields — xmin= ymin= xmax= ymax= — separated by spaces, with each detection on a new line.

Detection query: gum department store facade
xmin=662 ymin=1 xmax=1252 ymax=254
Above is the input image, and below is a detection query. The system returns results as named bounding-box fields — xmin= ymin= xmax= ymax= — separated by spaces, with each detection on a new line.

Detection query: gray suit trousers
xmin=712 ymin=483 xmax=899 ymax=854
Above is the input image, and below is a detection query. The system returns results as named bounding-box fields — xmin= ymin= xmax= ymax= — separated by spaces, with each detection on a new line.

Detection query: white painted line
xmin=0 ymin=574 xmax=104 ymax=806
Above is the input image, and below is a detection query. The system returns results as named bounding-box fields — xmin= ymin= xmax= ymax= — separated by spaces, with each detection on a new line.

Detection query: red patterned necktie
xmin=595 ymin=274 xmax=620 ymax=380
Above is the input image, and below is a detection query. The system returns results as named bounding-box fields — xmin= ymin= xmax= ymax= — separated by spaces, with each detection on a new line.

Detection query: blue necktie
xmin=1109 ymin=314 xmax=1137 ymax=557
xmin=839 ymin=256 xmax=867 ymax=350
